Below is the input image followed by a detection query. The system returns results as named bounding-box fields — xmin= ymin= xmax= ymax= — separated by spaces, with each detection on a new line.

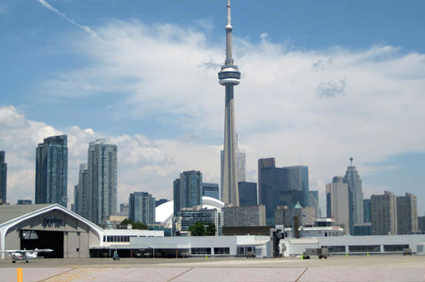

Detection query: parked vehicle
xmin=303 ymin=247 xmax=329 ymax=259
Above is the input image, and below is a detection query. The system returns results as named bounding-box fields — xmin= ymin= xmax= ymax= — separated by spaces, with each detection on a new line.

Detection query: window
xmin=191 ymin=248 xmax=211 ymax=255
xmin=384 ymin=245 xmax=409 ymax=252
xmin=214 ymin=248 xmax=230 ymax=255
xmin=349 ymin=245 xmax=380 ymax=253
xmin=327 ymin=246 xmax=345 ymax=253
xmin=237 ymin=247 xmax=245 ymax=255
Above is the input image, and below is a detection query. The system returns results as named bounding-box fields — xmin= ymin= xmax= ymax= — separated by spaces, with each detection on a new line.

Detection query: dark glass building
xmin=363 ymin=199 xmax=371 ymax=223
xmin=238 ymin=181 xmax=257 ymax=206
xmin=202 ymin=183 xmax=219 ymax=200
xmin=35 ymin=135 xmax=68 ymax=207
xmin=173 ymin=171 xmax=202 ymax=215
xmin=0 ymin=151 xmax=6 ymax=204
xmin=258 ymin=158 xmax=309 ymax=225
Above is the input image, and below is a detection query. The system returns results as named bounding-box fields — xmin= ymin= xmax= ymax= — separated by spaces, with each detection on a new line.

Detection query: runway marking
xmin=167 ymin=268 xmax=193 ymax=281
xmin=295 ymin=268 xmax=308 ymax=282
xmin=38 ymin=268 xmax=76 ymax=281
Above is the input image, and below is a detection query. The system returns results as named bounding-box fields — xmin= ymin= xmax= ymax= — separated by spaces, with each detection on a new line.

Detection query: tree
xmin=120 ymin=219 xmax=148 ymax=230
xmin=188 ymin=222 xmax=216 ymax=236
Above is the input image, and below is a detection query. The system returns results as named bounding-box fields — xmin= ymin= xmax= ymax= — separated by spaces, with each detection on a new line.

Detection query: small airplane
xmin=0 ymin=248 xmax=53 ymax=263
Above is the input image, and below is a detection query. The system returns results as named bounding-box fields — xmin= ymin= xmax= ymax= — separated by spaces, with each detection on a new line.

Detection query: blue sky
xmin=0 ymin=0 xmax=424 ymax=214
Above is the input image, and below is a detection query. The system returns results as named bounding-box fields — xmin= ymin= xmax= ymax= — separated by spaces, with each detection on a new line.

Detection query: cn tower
xmin=219 ymin=0 xmax=240 ymax=206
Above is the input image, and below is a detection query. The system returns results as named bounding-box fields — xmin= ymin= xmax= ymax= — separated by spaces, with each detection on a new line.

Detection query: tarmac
xmin=1 ymin=255 xmax=424 ymax=281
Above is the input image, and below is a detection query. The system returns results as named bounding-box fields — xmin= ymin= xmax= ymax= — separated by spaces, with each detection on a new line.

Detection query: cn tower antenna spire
xmin=225 ymin=0 xmax=234 ymax=66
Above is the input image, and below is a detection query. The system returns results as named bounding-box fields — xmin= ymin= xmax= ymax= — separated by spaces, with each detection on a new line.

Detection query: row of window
xmin=103 ymin=235 xmax=157 ymax=242
xmin=190 ymin=248 xmax=230 ymax=255
xmin=324 ymin=244 xmax=410 ymax=253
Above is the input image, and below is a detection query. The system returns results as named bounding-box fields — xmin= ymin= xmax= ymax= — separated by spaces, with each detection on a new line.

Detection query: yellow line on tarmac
xmin=17 ymin=268 xmax=23 ymax=282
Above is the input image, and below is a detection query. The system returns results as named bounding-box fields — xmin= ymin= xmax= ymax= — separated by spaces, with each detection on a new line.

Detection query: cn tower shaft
xmin=219 ymin=0 xmax=240 ymax=206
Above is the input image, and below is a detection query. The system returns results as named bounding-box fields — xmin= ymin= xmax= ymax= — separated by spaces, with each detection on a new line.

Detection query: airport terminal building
xmin=0 ymin=204 xmax=163 ymax=259
xmin=2 ymin=203 xmax=425 ymax=260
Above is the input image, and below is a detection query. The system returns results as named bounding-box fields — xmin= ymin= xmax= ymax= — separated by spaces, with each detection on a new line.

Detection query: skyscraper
xmin=129 ymin=192 xmax=156 ymax=225
xmin=258 ymin=158 xmax=275 ymax=205
xmin=202 ymin=183 xmax=219 ymax=200
xmin=397 ymin=193 xmax=418 ymax=234
xmin=258 ymin=158 xmax=309 ymax=225
xmin=219 ymin=0 xmax=241 ymax=207
xmin=76 ymin=164 xmax=88 ymax=217
xmin=87 ymin=139 xmax=117 ymax=225
xmin=73 ymin=185 xmax=79 ymax=213
xmin=371 ymin=191 xmax=397 ymax=235
xmin=363 ymin=199 xmax=371 ymax=223
xmin=35 ymin=135 xmax=68 ymax=207
xmin=238 ymin=181 xmax=257 ymax=207
xmin=344 ymin=157 xmax=364 ymax=233
xmin=0 ymin=151 xmax=7 ymax=204
xmin=173 ymin=170 xmax=202 ymax=215
xmin=326 ymin=176 xmax=350 ymax=234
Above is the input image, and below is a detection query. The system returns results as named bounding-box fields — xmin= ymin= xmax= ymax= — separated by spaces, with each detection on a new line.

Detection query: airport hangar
xmin=0 ymin=204 xmax=164 ymax=259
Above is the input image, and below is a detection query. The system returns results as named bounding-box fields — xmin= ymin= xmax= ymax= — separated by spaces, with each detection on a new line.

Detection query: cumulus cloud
xmin=6 ymin=19 xmax=425 ymax=212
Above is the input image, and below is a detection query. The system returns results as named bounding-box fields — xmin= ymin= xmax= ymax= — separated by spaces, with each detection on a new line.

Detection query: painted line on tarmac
xmin=38 ymin=268 xmax=77 ymax=282
xmin=167 ymin=268 xmax=193 ymax=282
xmin=295 ymin=268 xmax=308 ymax=282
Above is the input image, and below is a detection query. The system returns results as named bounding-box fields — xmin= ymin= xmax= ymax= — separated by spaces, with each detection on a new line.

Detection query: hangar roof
xmin=0 ymin=204 xmax=51 ymax=225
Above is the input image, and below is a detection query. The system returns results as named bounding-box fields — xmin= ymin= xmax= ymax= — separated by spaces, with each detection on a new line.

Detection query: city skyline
xmin=0 ymin=0 xmax=425 ymax=214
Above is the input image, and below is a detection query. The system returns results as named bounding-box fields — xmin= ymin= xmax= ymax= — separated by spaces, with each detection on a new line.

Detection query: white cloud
xmin=6 ymin=20 xmax=425 ymax=212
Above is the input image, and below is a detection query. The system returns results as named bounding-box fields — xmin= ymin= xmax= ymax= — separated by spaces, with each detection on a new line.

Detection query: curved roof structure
xmin=155 ymin=196 xmax=225 ymax=226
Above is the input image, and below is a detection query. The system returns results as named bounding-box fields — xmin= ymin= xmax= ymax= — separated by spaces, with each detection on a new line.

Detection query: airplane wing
xmin=34 ymin=249 xmax=54 ymax=252
xmin=0 ymin=249 xmax=53 ymax=253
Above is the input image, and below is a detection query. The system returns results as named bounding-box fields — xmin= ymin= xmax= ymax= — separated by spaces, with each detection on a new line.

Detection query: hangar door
xmin=21 ymin=230 xmax=64 ymax=258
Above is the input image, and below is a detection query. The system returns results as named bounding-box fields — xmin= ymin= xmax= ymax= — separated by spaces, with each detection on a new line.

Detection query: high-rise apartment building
xmin=129 ymin=192 xmax=156 ymax=225
xmin=73 ymin=185 xmax=79 ymax=213
xmin=397 ymin=193 xmax=418 ymax=234
xmin=202 ymin=183 xmax=219 ymax=200
xmin=173 ymin=171 xmax=202 ymax=215
xmin=238 ymin=181 xmax=257 ymax=207
xmin=0 ymin=151 xmax=7 ymax=204
xmin=76 ymin=164 xmax=88 ymax=217
xmin=343 ymin=158 xmax=364 ymax=233
xmin=87 ymin=139 xmax=117 ymax=225
xmin=258 ymin=158 xmax=309 ymax=225
xmin=35 ymin=135 xmax=68 ymax=207
xmin=363 ymin=199 xmax=371 ymax=223
xmin=371 ymin=191 xmax=397 ymax=235
xmin=326 ymin=176 xmax=350 ymax=234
